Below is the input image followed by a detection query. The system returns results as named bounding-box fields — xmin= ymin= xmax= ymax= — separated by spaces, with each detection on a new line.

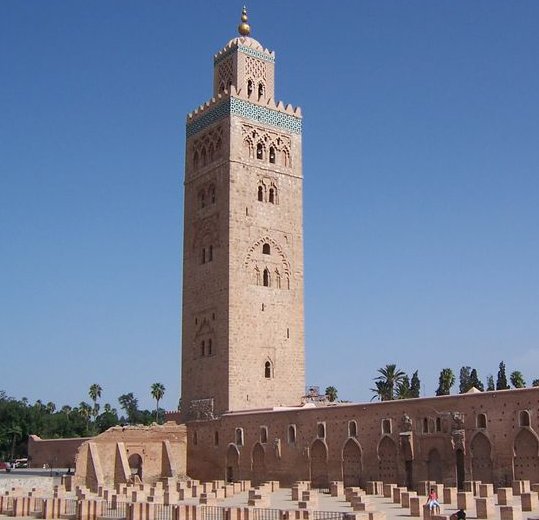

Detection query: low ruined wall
xmin=28 ymin=435 xmax=91 ymax=469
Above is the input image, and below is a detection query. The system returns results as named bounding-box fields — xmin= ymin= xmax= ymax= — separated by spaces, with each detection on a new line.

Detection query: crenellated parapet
xmin=186 ymin=87 xmax=302 ymax=138
xmin=214 ymin=36 xmax=275 ymax=66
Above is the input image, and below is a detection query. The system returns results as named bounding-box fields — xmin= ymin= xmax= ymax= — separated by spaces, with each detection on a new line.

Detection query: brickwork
xmin=28 ymin=435 xmax=90 ymax=469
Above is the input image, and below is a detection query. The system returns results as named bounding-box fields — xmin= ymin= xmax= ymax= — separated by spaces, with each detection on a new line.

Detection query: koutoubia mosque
xmin=29 ymin=9 xmax=539 ymax=494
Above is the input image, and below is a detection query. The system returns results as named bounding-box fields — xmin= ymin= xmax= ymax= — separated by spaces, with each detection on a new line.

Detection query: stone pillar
xmin=498 ymin=488 xmax=513 ymax=505
xmin=383 ymin=484 xmax=397 ymax=499
xmin=500 ymin=506 xmax=522 ymax=520
xmin=402 ymin=491 xmax=417 ymax=508
xmin=479 ymin=484 xmax=494 ymax=498
xmin=443 ymin=488 xmax=457 ymax=505
xmin=520 ymin=492 xmax=538 ymax=512
xmin=476 ymin=498 xmax=495 ymax=519
xmin=330 ymin=482 xmax=344 ymax=497
xmin=409 ymin=497 xmax=422 ymax=517
xmin=457 ymin=492 xmax=473 ymax=510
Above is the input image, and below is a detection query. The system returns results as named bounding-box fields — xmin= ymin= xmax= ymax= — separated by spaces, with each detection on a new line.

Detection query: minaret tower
xmin=181 ymin=9 xmax=304 ymax=420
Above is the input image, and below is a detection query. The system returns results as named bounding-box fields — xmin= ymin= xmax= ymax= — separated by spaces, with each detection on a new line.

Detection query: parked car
xmin=14 ymin=458 xmax=28 ymax=468
xmin=0 ymin=461 xmax=11 ymax=472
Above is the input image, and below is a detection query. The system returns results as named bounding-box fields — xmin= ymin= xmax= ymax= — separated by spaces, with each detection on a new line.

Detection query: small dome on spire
xmin=238 ymin=6 xmax=250 ymax=36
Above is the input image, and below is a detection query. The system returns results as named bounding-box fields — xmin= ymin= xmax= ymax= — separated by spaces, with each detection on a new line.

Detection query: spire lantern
xmin=238 ymin=6 xmax=250 ymax=36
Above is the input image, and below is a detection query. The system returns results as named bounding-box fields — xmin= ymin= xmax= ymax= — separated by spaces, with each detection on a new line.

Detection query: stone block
xmin=513 ymin=482 xmax=531 ymax=496
xmin=501 ymin=506 xmax=523 ymax=520
xmin=476 ymin=498 xmax=495 ymax=518
xmin=443 ymin=488 xmax=457 ymax=505
xmin=330 ymin=482 xmax=344 ymax=497
xmin=521 ymin=493 xmax=539 ymax=512
xmin=479 ymin=484 xmax=494 ymax=498
xmin=393 ymin=487 xmax=406 ymax=504
xmin=368 ymin=512 xmax=386 ymax=520
xmin=409 ymin=497 xmax=422 ymax=517
xmin=402 ymin=491 xmax=417 ymax=508
xmin=464 ymin=481 xmax=481 ymax=496
xmin=383 ymin=484 xmax=397 ymax=499
xmin=457 ymin=492 xmax=473 ymax=510
xmin=498 ymin=488 xmax=514 ymax=505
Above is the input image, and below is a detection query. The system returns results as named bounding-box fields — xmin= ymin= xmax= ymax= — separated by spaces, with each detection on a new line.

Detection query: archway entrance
xmin=427 ymin=448 xmax=442 ymax=484
xmin=342 ymin=439 xmax=362 ymax=488
xmin=252 ymin=443 xmax=266 ymax=486
xmin=378 ymin=437 xmax=398 ymax=484
xmin=310 ymin=440 xmax=329 ymax=489
xmin=514 ymin=429 xmax=539 ymax=483
xmin=471 ymin=433 xmax=493 ymax=483
xmin=128 ymin=453 xmax=142 ymax=481
xmin=226 ymin=445 xmax=240 ymax=483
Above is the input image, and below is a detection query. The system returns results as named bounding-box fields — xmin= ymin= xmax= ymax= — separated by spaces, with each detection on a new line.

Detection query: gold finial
xmin=238 ymin=6 xmax=250 ymax=36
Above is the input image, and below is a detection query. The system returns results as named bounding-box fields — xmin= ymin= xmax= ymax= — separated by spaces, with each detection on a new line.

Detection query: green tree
xmin=469 ymin=369 xmax=484 ymax=391
xmin=396 ymin=375 xmax=411 ymax=399
xmin=410 ymin=370 xmax=421 ymax=398
xmin=496 ymin=362 xmax=510 ymax=390
xmin=372 ymin=364 xmax=406 ymax=401
xmin=510 ymin=371 xmax=526 ymax=388
xmin=89 ymin=384 xmax=103 ymax=421
xmin=459 ymin=366 xmax=472 ymax=394
xmin=436 ymin=368 xmax=455 ymax=396
xmin=325 ymin=386 xmax=338 ymax=402
xmin=486 ymin=375 xmax=495 ymax=391
xmin=118 ymin=393 xmax=139 ymax=424
xmin=150 ymin=383 xmax=166 ymax=423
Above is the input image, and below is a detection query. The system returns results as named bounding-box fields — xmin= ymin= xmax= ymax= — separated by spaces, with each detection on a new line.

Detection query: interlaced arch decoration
xmin=244 ymin=236 xmax=291 ymax=289
xmin=241 ymin=124 xmax=292 ymax=168
xmin=192 ymin=215 xmax=219 ymax=251
xmin=191 ymin=126 xmax=224 ymax=171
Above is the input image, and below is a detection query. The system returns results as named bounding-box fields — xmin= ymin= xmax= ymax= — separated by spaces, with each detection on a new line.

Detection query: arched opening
xmin=514 ymin=429 xmax=539 ymax=482
xmin=251 ymin=443 xmax=266 ymax=486
xmin=201 ymin=340 xmax=205 ymax=357
xmin=317 ymin=423 xmax=326 ymax=439
xmin=427 ymin=448 xmax=443 ymax=484
xmin=275 ymin=269 xmax=281 ymax=289
xmin=235 ymin=428 xmax=244 ymax=446
xmin=193 ymin=151 xmax=199 ymax=170
xmin=258 ymin=82 xmax=264 ymax=100
xmin=477 ymin=413 xmax=487 ymax=428
xmin=128 ymin=453 xmax=143 ymax=481
xmin=263 ymin=268 xmax=270 ymax=287
xmin=262 ymin=243 xmax=270 ymax=255
xmin=423 ymin=418 xmax=429 ymax=433
xmin=378 ymin=437 xmax=397 ymax=484
xmin=436 ymin=417 xmax=442 ymax=432
xmin=208 ymin=143 xmax=214 ymax=162
xmin=226 ymin=445 xmax=240 ymax=483
xmin=269 ymin=147 xmax=276 ymax=164
xmin=208 ymin=245 xmax=213 ymax=262
xmin=264 ymin=361 xmax=272 ymax=379
xmin=260 ymin=427 xmax=268 ymax=444
xmin=348 ymin=421 xmax=357 ymax=438
xmin=471 ymin=432 xmax=493 ymax=483
xmin=214 ymin=431 xmax=219 ymax=446
xmin=288 ymin=424 xmax=296 ymax=443
xmin=257 ymin=185 xmax=264 ymax=201
xmin=382 ymin=419 xmax=391 ymax=434
xmin=256 ymin=143 xmax=263 ymax=160
xmin=247 ymin=79 xmax=253 ymax=97
xmin=342 ymin=438 xmax=362 ymax=488
xmin=520 ymin=410 xmax=531 ymax=427
xmin=207 ymin=338 xmax=212 ymax=355
xmin=310 ymin=440 xmax=329 ymax=489
xmin=269 ymin=187 xmax=275 ymax=204
xmin=201 ymin=148 xmax=207 ymax=167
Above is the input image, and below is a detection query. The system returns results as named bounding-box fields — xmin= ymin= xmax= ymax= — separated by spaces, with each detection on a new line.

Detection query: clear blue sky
xmin=1 ymin=1 xmax=538 ymax=411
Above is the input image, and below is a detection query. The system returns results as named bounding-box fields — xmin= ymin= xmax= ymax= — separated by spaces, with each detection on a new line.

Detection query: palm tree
xmin=150 ymin=383 xmax=166 ymax=423
xmin=510 ymin=371 xmax=526 ymax=388
xmin=325 ymin=386 xmax=338 ymax=402
xmin=45 ymin=402 xmax=56 ymax=414
xmin=89 ymin=384 xmax=103 ymax=420
xmin=372 ymin=364 xmax=406 ymax=401
xmin=6 ymin=425 xmax=22 ymax=460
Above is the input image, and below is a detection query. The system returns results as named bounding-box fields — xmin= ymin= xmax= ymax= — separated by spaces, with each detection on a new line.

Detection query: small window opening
xmin=382 ymin=419 xmax=391 ymax=434
xmin=193 ymin=431 xmax=198 ymax=445
xmin=200 ymin=192 xmax=206 ymax=208
xmin=214 ymin=431 xmax=219 ymax=446
xmin=317 ymin=423 xmax=326 ymax=439
xmin=193 ymin=151 xmax=199 ymax=170
xmin=269 ymin=147 xmax=276 ymax=164
xmin=286 ymin=328 xmax=290 ymax=339
xmin=219 ymin=82 xmax=225 ymax=93
xmin=436 ymin=417 xmax=442 ymax=432
xmin=265 ymin=361 xmax=272 ymax=379
xmin=288 ymin=425 xmax=296 ymax=443
xmin=423 ymin=418 xmax=429 ymax=433
xmin=201 ymin=340 xmax=205 ymax=357
xmin=260 ymin=426 xmax=268 ymax=443
xmin=235 ymin=428 xmax=244 ymax=446
xmin=477 ymin=413 xmax=487 ymax=429
xmin=201 ymin=148 xmax=207 ymax=167
xmin=262 ymin=243 xmax=270 ymax=255
xmin=202 ymin=248 xmax=206 ymax=264
xmin=520 ymin=410 xmax=531 ymax=427
xmin=209 ymin=185 xmax=216 ymax=204
xmin=258 ymin=83 xmax=264 ymax=100
xmin=247 ymin=80 xmax=253 ymax=97
xmin=257 ymin=185 xmax=264 ymax=201
xmin=208 ymin=339 xmax=212 ymax=356
xmin=269 ymin=188 xmax=275 ymax=204
xmin=348 ymin=421 xmax=357 ymax=438
xmin=209 ymin=245 xmax=213 ymax=262
xmin=275 ymin=270 xmax=281 ymax=289
xmin=256 ymin=143 xmax=263 ymax=160
xmin=261 ymin=303 xmax=264 ymax=311
xmin=263 ymin=268 xmax=270 ymax=287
